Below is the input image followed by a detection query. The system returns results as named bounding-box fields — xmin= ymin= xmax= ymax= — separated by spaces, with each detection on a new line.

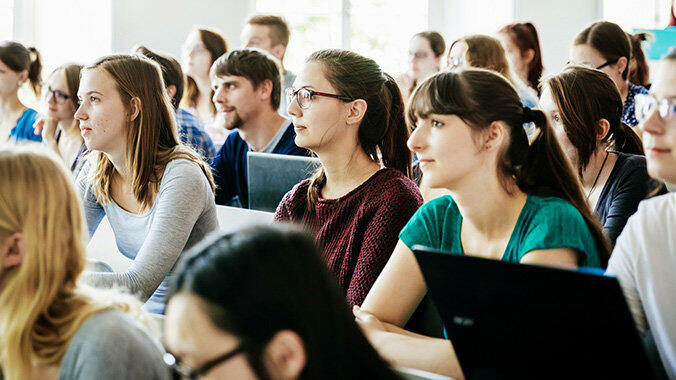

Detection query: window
xmin=255 ymin=0 xmax=429 ymax=75
xmin=603 ymin=0 xmax=672 ymax=31
xmin=0 ymin=0 xmax=13 ymax=40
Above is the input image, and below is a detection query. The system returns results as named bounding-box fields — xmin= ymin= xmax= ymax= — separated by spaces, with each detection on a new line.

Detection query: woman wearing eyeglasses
xmin=606 ymin=48 xmax=676 ymax=378
xmin=0 ymin=147 xmax=168 ymax=380
xmin=539 ymin=66 xmax=665 ymax=246
xmin=33 ymin=63 xmax=87 ymax=179
xmin=164 ymin=225 xmax=399 ymax=380
xmin=570 ymin=21 xmax=649 ymax=129
xmin=395 ymin=31 xmax=445 ymax=101
xmin=0 ymin=41 xmax=42 ymax=144
xmin=275 ymin=49 xmax=423 ymax=307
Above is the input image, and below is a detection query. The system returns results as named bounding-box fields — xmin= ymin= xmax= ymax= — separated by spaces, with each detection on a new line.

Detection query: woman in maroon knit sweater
xmin=274 ymin=49 xmax=423 ymax=307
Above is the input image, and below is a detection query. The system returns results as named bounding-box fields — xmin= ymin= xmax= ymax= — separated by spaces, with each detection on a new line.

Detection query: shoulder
xmin=366 ymin=169 xmax=422 ymax=202
xmin=282 ymin=179 xmax=311 ymax=203
xmin=629 ymin=82 xmax=649 ymax=96
xmin=526 ymin=195 xmax=582 ymax=221
xmin=162 ymin=158 xmax=210 ymax=189
xmin=175 ymin=108 xmax=205 ymax=129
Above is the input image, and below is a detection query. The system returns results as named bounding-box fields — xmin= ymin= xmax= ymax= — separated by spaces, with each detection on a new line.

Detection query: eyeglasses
xmin=447 ymin=56 xmax=464 ymax=70
xmin=635 ymin=94 xmax=676 ymax=123
xmin=41 ymin=84 xmax=70 ymax=104
xmin=565 ymin=58 xmax=618 ymax=70
xmin=181 ymin=44 xmax=209 ymax=56
xmin=164 ymin=344 xmax=246 ymax=379
xmin=409 ymin=51 xmax=430 ymax=60
xmin=286 ymin=87 xmax=353 ymax=110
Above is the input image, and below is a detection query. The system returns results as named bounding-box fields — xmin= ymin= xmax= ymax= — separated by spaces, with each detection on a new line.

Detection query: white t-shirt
xmin=607 ymin=192 xmax=676 ymax=378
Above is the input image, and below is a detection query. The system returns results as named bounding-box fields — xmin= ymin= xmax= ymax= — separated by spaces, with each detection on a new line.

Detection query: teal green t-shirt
xmin=399 ymin=195 xmax=602 ymax=268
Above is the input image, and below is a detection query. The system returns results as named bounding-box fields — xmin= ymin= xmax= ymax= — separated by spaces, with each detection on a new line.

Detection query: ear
xmin=270 ymin=44 xmax=286 ymax=62
xmin=262 ymin=330 xmax=306 ymax=379
xmin=128 ymin=97 xmax=141 ymax=122
xmin=345 ymin=99 xmax=368 ymax=126
xmin=597 ymin=118 xmax=611 ymax=141
xmin=480 ymin=121 xmax=507 ymax=152
xmin=1 ymin=232 xmax=25 ymax=269
xmin=615 ymin=57 xmax=628 ymax=77
xmin=166 ymin=85 xmax=177 ymax=100
xmin=523 ymin=48 xmax=535 ymax=65
xmin=17 ymin=69 xmax=28 ymax=83
xmin=257 ymin=79 xmax=274 ymax=103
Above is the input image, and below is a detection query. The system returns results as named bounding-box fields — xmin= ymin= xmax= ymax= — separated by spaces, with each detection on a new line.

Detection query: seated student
xmin=33 ymin=63 xmax=87 ymax=179
xmin=497 ymin=22 xmax=544 ymax=95
xmin=540 ymin=66 xmax=665 ymax=245
xmin=354 ymin=69 xmax=609 ymax=378
xmin=274 ymin=49 xmax=423 ymax=306
xmin=76 ymin=54 xmax=218 ymax=314
xmin=0 ymin=41 xmax=42 ymax=143
xmin=607 ymin=48 xmax=676 ymax=379
xmin=134 ymin=45 xmax=216 ymax=162
xmin=164 ymin=225 xmax=398 ymax=380
xmin=570 ymin=21 xmax=649 ymax=129
xmin=395 ymin=31 xmax=446 ymax=101
xmin=447 ymin=34 xmax=538 ymax=108
xmin=241 ymin=15 xmax=296 ymax=116
xmin=210 ymin=48 xmax=308 ymax=208
xmin=180 ymin=27 xmax=228 ymax=147
xmin=628 ymin=32 xmax=652 ymax=89
xmin=0 ymin=147 xmax=168 ymax=380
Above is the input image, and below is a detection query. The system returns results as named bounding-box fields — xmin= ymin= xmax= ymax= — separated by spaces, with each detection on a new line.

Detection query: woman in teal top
xmin=0 ymin=41 xmax=42 ymax=143
xmin=353 ymin=69 xmax=610 ymax=379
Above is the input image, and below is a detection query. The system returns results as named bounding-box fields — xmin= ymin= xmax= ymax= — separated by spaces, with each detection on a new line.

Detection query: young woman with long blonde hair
xmin=0 ymin=147 xmax=168 ymax=380
xmin=76 ymin=54 xmax=218 ymax=314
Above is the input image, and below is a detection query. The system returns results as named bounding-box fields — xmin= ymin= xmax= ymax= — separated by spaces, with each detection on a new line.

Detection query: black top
xmin=595 ymin=152 xmax=666 ymax=245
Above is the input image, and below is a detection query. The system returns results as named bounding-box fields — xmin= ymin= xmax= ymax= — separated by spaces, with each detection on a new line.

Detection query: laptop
xmin=412 ymin=245 xmax=655 ymax=379
xmin=247 ymin=152 xmax=321 ymax=212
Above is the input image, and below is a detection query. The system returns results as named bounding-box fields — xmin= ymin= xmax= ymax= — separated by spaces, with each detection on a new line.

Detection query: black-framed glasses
xmin=635 ymin=94 xmax=676 ymax=123
xmin=41 ymin=84 xmax=70 ymax=104
xmin=594 ymin=58 xmax=619 ymax=70
xmin=565 ymin=58 xmax=618 ymax=70
xmin=286 ymin=87 xmax=353 ymax=110
xmin=164 ymin=344 xmax=246 ymax=379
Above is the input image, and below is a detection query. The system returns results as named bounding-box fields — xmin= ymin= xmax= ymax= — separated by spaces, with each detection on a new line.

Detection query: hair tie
xmin=522 ymin=106 xmax=534 ymax=124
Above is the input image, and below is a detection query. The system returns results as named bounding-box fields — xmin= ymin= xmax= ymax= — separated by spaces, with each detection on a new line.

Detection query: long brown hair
xmin=182 ymin=28 xmax=227 ymax=115
xmin=84 ymin=54 xmax=214 ymax=212
xmin=449 ymin=35 xmax=519 ymax=85
xmin=0 ymin=41 xmax=42 ymax=96
xmin=574 ymin=22 xmax=631 ymax=80
xmin=408 ymin=69 xmax=612 ymax=265
xmin=498 ymin=22 xmax=544 ymax=94
xmin=543 ymin=66 xmax=644 ymax=177
xmin=305 ymin=49 xmax=412 ymax=207
xmin=628 ymin=32 xmax=652 ymax=87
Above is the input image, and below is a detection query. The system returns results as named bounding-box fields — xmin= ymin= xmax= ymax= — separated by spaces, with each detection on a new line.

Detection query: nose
xmin=287 ymin=93 xmax=301 ymax=118
xmin=407 ymin=124 xmax=428 ymax=153
xmin=640 ymin=106 xmax=665 ymax=137
xmin=212 ymin=85 xmax=225 ymax=106
xmin=74 ymin=103 xmax=87 ymax=121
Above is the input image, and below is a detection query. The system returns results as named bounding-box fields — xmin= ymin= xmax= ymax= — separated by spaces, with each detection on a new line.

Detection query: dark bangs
xmin=406 ymin=71 xmax=473 ymax=127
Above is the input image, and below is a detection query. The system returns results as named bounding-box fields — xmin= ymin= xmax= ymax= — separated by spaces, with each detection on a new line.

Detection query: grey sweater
xmin=59 ymin=309 xmax=169 ymax=379
xmin=78 ymin=159 xmax=219 ymax=314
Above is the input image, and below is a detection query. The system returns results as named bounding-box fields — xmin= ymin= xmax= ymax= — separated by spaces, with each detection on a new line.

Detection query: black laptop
xmin=247 ymin=152 xmax=321 ymax=212
xmin=412 ymin=245 xmax=655 ymax=379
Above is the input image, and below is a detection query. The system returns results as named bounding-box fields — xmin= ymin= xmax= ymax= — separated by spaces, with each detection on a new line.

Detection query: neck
xmin=194 ymin=76 xmax=212 ymax=106
xmin=105 ymin=146 xmax=129 ymax=180
xmin=618 ymin=80 xmax=629 ymax=101
xmin=318 ymin=146 xmax=381 ymax=195
xmin=449 ymin=169 xmax=527 ymax=239
xmin=580 ymin=148 xmax=609 ymax=188
xmin=57 ymin=118 xmax=76 ymax=134
xmin=238 ymin=108 xmax=287 ymax=151
xmin=0 ymin=93 xmax=24 ymax=115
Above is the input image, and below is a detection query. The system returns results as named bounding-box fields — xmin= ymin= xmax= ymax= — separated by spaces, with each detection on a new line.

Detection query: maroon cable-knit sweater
xmin=274 ymin=168 xmax=423 ymax=306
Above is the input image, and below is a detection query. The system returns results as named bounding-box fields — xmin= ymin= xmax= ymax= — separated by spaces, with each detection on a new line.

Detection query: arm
xmin=520 ymin=248 xmax=579 ymax=269
xmin=85 ymin=163 xmax=212 ymax=301
xmin=346 ymin=189 xmax=422 ymax=306
xmin=210 ymin=143 xmax=237 ymax=205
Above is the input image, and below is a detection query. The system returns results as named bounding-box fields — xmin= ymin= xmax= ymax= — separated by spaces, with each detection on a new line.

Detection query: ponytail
xmin=0 ymin=41 xmax=42 ymax=96
xmin=611 ymin=122 xmax=644 ymax=155
xmin=305 ymin=49 xmax=412 ymax=208
xmin=26 ymin=46 xmax=42 ymax=96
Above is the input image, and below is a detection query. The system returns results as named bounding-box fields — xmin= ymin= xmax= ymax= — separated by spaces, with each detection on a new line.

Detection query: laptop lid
xmin=247 ymin=152 xmax=321 ymax=212
xmin=412 ymin=245 xmax=654 ymax=379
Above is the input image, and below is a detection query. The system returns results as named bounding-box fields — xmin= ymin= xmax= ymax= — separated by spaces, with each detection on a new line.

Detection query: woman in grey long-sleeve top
xmin=75 ymin=54 xmax=218 ymax=314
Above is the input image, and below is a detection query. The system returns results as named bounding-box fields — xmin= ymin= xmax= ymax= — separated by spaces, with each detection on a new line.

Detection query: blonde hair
xmin=450 ymin=34 xmax=520 ymax=85
xmin=84 ymin=54 xmax=215 ymax=211
xmin=0 ymin=147 xmax=148 ymax=380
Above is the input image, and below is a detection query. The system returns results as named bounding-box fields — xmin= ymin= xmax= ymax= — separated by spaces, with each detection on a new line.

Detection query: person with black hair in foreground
xmin=164 ymin=225 xmax=399 ymax=380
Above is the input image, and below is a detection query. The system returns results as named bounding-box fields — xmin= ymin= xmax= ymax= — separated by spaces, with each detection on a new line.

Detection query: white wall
xmin=111 ymin=0 xmax=251 ymax=59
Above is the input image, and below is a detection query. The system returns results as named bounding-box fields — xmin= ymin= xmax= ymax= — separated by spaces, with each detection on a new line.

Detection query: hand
xmin=33 ymin=117 xmax=59 ymax=149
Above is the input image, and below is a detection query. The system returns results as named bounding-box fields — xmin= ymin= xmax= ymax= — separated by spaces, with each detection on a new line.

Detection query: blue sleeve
xmin=10 ymin=109 xmax=42 ymax=143
xmin=211 ymin=134 xmax=237 ymax=205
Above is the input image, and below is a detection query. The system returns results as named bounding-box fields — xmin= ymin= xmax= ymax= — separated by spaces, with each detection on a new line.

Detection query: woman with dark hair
xmin=180 ymin=27 xmax=228 ymax=146
xmin=628 ymin=32 xmax=652 ymax=89
xmin=396 ymin=31 xmax=446 ymax=100
xmin=0 ymin=41 xmax=42 ymax=143
xmin=275 ymin=49 xmax=423 ymax=307
xmin=164 ymin=225 xmax=399 ymax=380
xmin=354 ymin=69 xmax=607 ymax=378
xmin=570 ymin=21 xmax=649 ymax=128
xmin=497 ymin=22 xmax=544 ymax=95
xmin=540 ymin=66 xmax=665 ymax=246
